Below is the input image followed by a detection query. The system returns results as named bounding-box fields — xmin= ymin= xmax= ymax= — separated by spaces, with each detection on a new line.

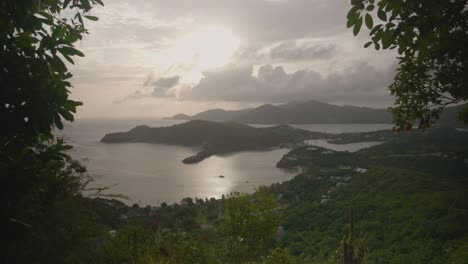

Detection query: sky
xmin=71 ymin=0 xmax=398 ymax=119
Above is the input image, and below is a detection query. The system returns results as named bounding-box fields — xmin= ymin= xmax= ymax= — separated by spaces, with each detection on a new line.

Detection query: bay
xmin=62 ymin=119 xmax=392 ymax=205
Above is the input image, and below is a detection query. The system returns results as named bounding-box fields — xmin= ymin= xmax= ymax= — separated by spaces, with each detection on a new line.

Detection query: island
xmin=100 ymin=120 xmax=326 ymax=163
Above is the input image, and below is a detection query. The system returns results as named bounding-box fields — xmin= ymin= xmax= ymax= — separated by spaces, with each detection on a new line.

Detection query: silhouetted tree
xmin=347 ymin=0 xmax=467 ymax=129
xmin=1 ymin=0 xmax=103 ymax=261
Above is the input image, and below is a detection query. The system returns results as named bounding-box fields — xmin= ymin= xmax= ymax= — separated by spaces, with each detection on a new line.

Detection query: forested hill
xmin=170 ymin=100 xmax=466 ymax=126
xmin=171 ymin=100 xmax=392 ymax=124
xmin=101 ymin=120 xmax=323 ymax=163
xmin=86 ymin=127 xmax=468 ymax=263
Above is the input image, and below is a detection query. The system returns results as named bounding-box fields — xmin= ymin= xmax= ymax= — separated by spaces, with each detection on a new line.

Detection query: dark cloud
xmin=234 ymin=41 xmax=337 ymax=63
xmin=178 ymin=62 xmax=396 ymax=104
xmin=153 ymin=76 xmax=180 ymax=88
xmin=151 ymin=76 xmax=180 ymax=97
xmin=269 ymin=41 xmax=336 ymax=61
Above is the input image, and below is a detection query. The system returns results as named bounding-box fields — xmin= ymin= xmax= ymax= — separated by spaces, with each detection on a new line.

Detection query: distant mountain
xmin=170 ymin=100 xmax=466 ymax=126
xmin=171 ymin=108 xmax=252 ymax=121
xmin=170 ymin=100 xmax=392 ymax=124
xmin=101 ymin=120 xmax=324 ymax=163
xmin=169 ymin=113 xmax=192 ymax=120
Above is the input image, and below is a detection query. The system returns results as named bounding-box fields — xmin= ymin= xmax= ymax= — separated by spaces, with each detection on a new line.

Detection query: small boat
xmin=218 ymin=175 xmax=225 ymax=178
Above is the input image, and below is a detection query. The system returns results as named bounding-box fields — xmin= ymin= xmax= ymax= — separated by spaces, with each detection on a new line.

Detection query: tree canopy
xmin=1 ymin=0 xmax=103 ymax=261
xmin=347 ymin=0 xmax=468 ymax=130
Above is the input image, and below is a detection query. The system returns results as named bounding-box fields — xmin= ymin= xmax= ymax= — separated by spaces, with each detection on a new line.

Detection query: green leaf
xmin=54 ymin=114 xmax=64 ymax=130
xmin=370 ymin=24 xmax=383 ymax=35
xmin=59 ymin=46 xmax=84 ymax=57
xmin=80 ymin=0 xmax=92 ymax=10
xmin=84 ymin=15 xmax=98 ymax=21
xmin=62 ymin=54 xmax=75 ymax=64
xmin=366 ymin=4 xmax=375 ymax=11
xmin=364 ymin=41 xmax=373 ymax=48
xmin=382 ymin=31 xmax=394 ymax=49
xmin=353 ymin=17 xmax=363 ymax=36
xmin=347 ymin=6 xmax=359 ymax=19
xmin=59 ymin=107 xmax=74 ymax=121
xmin=374 ymin=42 xmax=381 ymax=50
xmin=377 ymin=9 xmax=387 ymax=21
xmin=365 ymin=13 xmax=373 ymax=29
xmin=373 ymin=30 xmax=383 ymax=42
xmin=347 ymin=19 xmax=355 ymax=28
xmin=94 ymin=0 xmax=104 ymax=6
xmin=63 ymin=0 xmax=72 ymax=9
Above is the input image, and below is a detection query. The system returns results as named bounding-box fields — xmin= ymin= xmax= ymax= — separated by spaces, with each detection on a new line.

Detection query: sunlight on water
xmin=63 ymin=119 xmax=391 ymax=205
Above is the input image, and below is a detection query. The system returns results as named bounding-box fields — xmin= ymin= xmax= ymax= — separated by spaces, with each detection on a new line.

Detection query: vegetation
xmin=2 ymin=0 xmax=467 ymax=263
xmin=32 ymin=126 xmax=466 ymax=263
xmin=101 ymin=120 xmax=321 ymax=163
xmin=171 ymin=100 xmax=393 ymax=124
xmin=1 ymin=0 xmax=103 ymax=261
xmin=347 ymin=0 xmax=468 ymax=129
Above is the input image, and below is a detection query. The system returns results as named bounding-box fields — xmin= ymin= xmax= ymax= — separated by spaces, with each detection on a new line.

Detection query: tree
xmin=0 ymin=0 xmax=103 ymax=261
xmin=347 ymin=0 xmax=468 ymax=130
xmin=220 ymin=191 xmax=281 ymax=262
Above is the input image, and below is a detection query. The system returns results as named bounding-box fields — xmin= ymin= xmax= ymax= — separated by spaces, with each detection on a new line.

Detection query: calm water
xmin=62 ymin=119 xmax=392 ymax=205
xmin=304 ymin=139 xmax=384 ymax=152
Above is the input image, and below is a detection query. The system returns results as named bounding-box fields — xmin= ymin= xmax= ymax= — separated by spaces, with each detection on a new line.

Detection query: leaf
xmin=364 ymin=41 xmax=373 ymax=48
xmin=347 ymin=6 xmax=359 ymax=19
xmin=373 ymin=30 xmax=383 ymax=42
xmin=84 ymin=15 xmax=98 ymax=21
xmin=370 ymin=24 xmax=383 ymax=35
xmin=377 ymin=9 xmax=387 ymax=21
xmin=63 ymin=0 xmax=72 ymax=8
xmin=80 ymin=0 xmax=92 ymax=10
xmin=54 ymin=114 xmax=64 ymax=130
xmin=365 ymin=13 xmax=373 ymax=29
xmin=347 ymin=19 xmax=355 ymax=28
xmin=353 ymin=17 xmax=363 ymax=36
xmin=62 ymin=54 xmax=75 ymax=64
xmin=382 ymin=31 xmax=394 ymax=49
xmin=59 ymin=107 xmax=74 ymax=121
xmin=366 ymin=4 xmax=375 ymax=11
xmin=59 ymin=46 xmax=84 ymax=57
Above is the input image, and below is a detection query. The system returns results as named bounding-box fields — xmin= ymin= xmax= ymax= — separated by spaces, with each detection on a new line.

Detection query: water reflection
xmin=78 ymin=142 xmax=294 ymax=205
xmin=304 ymin=139 xmax=384 ymax=152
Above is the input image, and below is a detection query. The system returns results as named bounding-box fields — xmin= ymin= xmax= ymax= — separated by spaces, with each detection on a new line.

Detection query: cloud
xmin=175 ymin=62 xmax=396 ymax=105
xmin=234 ymin=41 xmax=337 ymax=63
xmin=151 ymin=76 xmax=179 ymax=97
xmin=71 ymin=0 xmax=401 ymax=117
xmin=153 ymin=76 xmax=180 ymax=88
xmin=269 ymin=41 xmax=336 ymax=61
xmin=137 ymin=0 xmax=350 ymax=43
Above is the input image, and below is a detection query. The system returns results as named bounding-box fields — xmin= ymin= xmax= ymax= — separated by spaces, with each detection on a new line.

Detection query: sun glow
xmin=168 ymin=27 xmax=240 ymax=82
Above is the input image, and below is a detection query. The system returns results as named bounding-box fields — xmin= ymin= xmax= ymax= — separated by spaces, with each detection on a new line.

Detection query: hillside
xmin=170 ymin=100 xmax=466 ymax=126
xmin=89 ymin=127 xmax=468 ymax=263
xmin=171 ymin=100 xmax=393 ymax=124
xmin=101 ymin=120 xmax=322 ymax=163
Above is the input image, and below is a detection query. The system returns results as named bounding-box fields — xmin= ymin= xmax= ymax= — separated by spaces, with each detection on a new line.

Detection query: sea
xmin=61 ymin=119 xmax=392 ymax=206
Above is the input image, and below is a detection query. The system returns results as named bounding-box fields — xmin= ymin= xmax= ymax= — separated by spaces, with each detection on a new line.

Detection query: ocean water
xmin=62 ymin=119 xmax=392 ymax=205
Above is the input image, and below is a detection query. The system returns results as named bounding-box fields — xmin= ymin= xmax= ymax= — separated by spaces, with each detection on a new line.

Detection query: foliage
xmin=269 ymin=128 xmax=468 ymax=263
xmin=262 ymin=248 xmax=298 ymax=264
xmin=0 ymin=0 xmax=103 ymax=262
xmin=347 ymin=0 xmax=468 ymax=129
xmin=1 ymin=0 xmax=102 ymax=141
xmin=220 ymin=190 xmax=281 ymax=262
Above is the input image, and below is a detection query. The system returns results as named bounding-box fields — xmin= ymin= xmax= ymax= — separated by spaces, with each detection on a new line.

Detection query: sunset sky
xmin=71 ymin=0 xmax=398 ymax=118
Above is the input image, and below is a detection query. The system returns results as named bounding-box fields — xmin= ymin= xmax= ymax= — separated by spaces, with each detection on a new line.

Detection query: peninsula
xmin=100 ymin=120 xmax=324 ymax=163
